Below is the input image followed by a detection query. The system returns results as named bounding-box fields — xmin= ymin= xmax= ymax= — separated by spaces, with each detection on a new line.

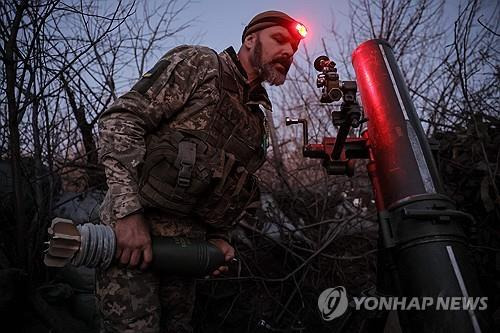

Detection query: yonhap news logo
xmin=317 ymin=286 xmax=349 ymax=321
xmin=318 ymin=286 xmax=488 ymax=322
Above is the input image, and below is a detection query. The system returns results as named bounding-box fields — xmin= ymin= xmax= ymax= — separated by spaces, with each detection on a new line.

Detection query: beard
xmin=250 ymin=38 xmax=291 ymax=86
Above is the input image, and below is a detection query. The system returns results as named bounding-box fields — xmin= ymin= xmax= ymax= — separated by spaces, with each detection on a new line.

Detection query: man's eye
xmin=274 ymin=36 xmax=285 ymax=43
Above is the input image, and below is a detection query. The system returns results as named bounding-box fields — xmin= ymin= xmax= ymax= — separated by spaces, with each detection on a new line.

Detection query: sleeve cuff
xmin=111 ymin=195 xmax=143 ymax=219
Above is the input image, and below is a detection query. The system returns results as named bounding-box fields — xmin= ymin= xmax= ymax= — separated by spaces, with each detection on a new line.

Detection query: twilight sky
xmin=99 ymin=0 xmax=496 ymax=101
xmin=164 ymin=0 xmax=497 ymax=57
xmin=175 ymin=0 xmax=350 ymax=55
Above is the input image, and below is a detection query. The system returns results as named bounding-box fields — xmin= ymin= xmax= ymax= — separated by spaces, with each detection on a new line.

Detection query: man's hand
xmin=209 ymin=238 xmax=235 ymax=276
xmin=114 ymin=213 xmax=152 ymax=270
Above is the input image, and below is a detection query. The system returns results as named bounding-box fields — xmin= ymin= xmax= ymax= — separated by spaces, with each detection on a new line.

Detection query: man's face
xmin=249 ymin=25 xmax=299 ymax=86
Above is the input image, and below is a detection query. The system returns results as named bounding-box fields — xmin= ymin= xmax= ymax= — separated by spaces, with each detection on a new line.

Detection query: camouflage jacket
xmin=98 ymin=45 xmax=271 ymax=239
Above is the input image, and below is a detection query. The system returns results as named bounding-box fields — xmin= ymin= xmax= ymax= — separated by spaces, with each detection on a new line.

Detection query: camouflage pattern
xmin=98 ymin=45 xmax=271 ymax=236
xmin=134 ymin=46 xmax=268 ymax=236
xmin=96 ymin=266 xmax=160 ymax=333
xmin=97 ymin=208 xmax=204 ymax=332
xmin=97 ymin=267 xmax=196 ymax=333
xmin=98 ymin=45 xmax=222 ymax=220
xmin=97 ymin=45 xmax=271 ymax=332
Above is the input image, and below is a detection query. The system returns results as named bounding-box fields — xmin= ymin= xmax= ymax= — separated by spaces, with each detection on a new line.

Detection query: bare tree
xmin=0 ymin=0 xmax=197 ymax=280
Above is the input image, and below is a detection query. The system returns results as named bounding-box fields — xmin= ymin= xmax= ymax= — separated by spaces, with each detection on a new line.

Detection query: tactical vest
xmin=136 ymin=49 xmax=267 ymax=227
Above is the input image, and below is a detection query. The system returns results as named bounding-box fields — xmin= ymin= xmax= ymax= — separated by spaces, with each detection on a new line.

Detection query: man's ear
xmin=243 ymin=33 xmax=257 ymax=49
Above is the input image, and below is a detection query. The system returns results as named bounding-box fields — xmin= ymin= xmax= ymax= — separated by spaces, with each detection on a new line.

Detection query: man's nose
xmin=281 ymin=42 xmax=294 ymax=59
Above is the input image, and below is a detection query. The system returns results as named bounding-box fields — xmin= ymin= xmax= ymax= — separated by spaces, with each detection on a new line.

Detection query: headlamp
xmin=295 ymin=23 xmax=307 ymax=39
xmin=242 ymin=15 xmax=308 ymax=42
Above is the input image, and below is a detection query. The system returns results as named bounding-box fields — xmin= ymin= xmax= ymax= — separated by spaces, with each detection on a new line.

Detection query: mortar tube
xmin=352 ymin=39 xmax=489 ymax=332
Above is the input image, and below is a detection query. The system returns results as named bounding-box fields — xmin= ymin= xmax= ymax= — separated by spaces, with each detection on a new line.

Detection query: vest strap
xmin=175 ymin=141 xmax=197 ymax=188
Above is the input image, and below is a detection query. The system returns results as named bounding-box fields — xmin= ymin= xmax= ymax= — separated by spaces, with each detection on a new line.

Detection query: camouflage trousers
xmin=96 ymin=204 xmax=206 ymax=333
xmin=96 ymin=267 xmax=196 ymax=333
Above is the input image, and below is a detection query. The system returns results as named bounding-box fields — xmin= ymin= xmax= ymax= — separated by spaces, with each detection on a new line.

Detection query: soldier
xmin=96 ymin=10 xmax=306 ymax=333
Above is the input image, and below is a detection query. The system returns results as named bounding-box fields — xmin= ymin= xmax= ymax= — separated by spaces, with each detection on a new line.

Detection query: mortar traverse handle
xmin=285 ymin=117 xmax=309 ymax=150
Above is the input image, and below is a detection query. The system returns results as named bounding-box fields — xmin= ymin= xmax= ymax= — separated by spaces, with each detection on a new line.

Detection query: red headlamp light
xmin=295 ymin=23 xmax=307 ymax=39
xmin=242 ymin=16 xmax=308 ymax=43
